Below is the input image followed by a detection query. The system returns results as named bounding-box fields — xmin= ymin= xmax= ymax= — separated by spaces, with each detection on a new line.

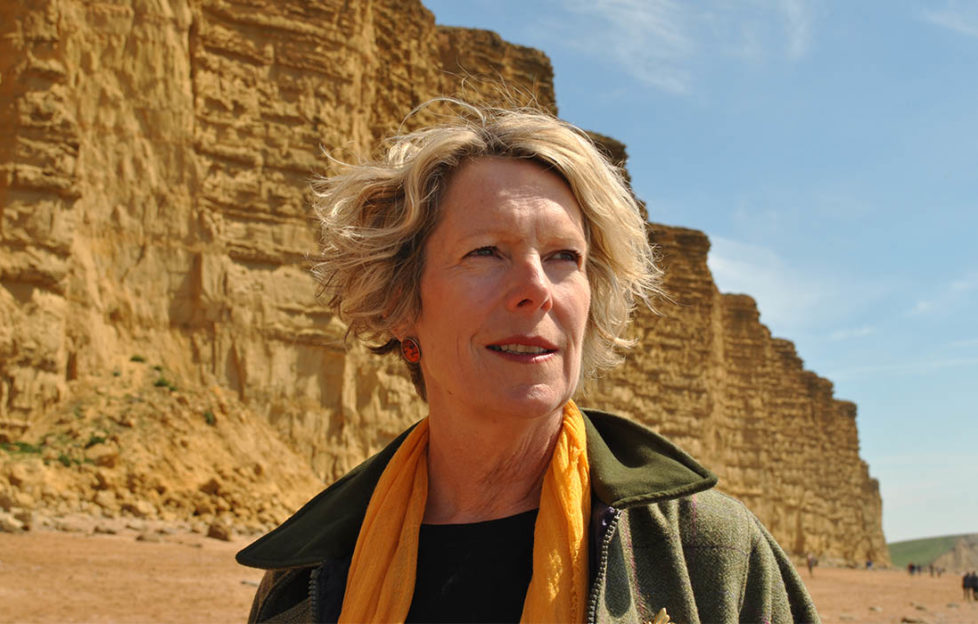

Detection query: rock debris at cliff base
xmin=0 ymin=359 xmax=322 ymax=537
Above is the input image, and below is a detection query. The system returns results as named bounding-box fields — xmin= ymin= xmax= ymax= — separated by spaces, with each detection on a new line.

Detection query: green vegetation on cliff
xmin=888 ymin=534 xmax=966 ymax=567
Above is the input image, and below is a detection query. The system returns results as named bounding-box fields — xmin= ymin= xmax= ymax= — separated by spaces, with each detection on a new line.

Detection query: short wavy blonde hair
xmin=313 ymin=102 xmax=661 ymax=398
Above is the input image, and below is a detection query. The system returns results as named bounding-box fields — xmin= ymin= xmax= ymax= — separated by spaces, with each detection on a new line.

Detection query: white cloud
xmin=908 ymin=299 xmax=936 ymax=316
xmin=922 ymin=1 xmax=978 ymax=38
xmin=905 ymin=272 xmax=978 ymax=316
xmin=828 ymin=325 xmax=877 ymax=341
xmin=781 ymin=0 xmax=814 ymax=59
xmin=706 ymin=236 xmax=830 ymax=335
xmin=553 ymin=0 xmax=815 ymax=94
xmin=558 ymin=0 xmax=694 ymax=94
xmin=950 ymin=275 xmax=978 ymax=292
xmin=697 ymin=0 xmax=816 ymax=60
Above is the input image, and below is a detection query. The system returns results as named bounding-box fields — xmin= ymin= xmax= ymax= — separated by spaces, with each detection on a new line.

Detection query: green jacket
xmin=237 ymin=410 xmax=820 ymax=623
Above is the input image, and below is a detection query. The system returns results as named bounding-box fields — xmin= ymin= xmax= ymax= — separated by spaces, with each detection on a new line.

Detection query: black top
xmin=405 ymin=509 xmax=538 ymax=623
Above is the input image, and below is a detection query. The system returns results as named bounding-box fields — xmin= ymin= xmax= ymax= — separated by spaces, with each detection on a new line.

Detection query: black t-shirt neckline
xmin=405 ymin=508 xmax=538 ymax=623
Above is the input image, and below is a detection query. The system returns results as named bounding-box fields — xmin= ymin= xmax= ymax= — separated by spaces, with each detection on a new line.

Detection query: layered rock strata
xmin=0 ymin=0 xmax=886 ymax=562
xmin=591 ymin=227 xmax=887 ymax=563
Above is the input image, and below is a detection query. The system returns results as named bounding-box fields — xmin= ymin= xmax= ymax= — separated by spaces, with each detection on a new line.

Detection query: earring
xmin=400 ymin=337 xmax=422 ymax=364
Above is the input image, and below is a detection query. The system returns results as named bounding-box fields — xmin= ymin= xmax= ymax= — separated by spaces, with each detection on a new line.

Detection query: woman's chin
xmin=426 ymin=377 xmax=576 ymax=424
xmin=493 ymin=384 xmax=573 ymax=419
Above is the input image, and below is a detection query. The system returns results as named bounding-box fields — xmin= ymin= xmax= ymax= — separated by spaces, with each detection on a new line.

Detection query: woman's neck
xmin=422 ymin=407 xmax=563 ymax=525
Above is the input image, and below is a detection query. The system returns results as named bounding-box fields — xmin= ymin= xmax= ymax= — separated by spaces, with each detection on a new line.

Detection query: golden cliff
xmin=0 ymin=0 xmax=887 ymax=562
xmin=591 ymin=227 xmax=886 ymax=562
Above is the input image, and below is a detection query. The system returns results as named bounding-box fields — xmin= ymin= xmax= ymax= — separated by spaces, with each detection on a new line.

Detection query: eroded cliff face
xmin=0 ymin=0 xmax=554 ymax=480
xmin=590 ymin=227 xmax=888 ymax=563
xmin=0 ymin=0 xmax=885 ymax=562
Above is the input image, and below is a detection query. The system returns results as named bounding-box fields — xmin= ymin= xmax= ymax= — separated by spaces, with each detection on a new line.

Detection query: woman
xmin=237 ymin=103 xmax=819 ymax=623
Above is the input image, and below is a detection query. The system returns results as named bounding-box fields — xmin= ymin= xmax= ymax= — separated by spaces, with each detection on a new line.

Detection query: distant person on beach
xmin=965 ymin=570 xmax=977 ymax=601
xmin=235 ymin=101 xmax=819 ymax=623
xmin=807 ymin=552 xmax=818 ymax=577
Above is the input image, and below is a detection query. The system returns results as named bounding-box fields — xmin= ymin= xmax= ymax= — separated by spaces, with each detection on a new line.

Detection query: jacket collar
xmin=236 ymin=408 xmax=717 ymax=570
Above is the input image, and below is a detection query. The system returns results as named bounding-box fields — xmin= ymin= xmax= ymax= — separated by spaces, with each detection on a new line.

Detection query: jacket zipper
xmin=308 ymin=565 xmax=320 ymax=622
xmin=586 ymin=508 xmax=622 ymax=624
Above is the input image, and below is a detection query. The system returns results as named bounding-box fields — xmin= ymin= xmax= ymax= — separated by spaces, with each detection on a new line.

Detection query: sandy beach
xmin=1 ymin=529 xmax=975 ymax=623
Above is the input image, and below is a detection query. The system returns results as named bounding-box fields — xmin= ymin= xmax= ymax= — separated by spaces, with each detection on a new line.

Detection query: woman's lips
xmin=487 ymin=344 xmax=553 ymax=355
xmin=486 ymin=337 xmax=558 ymax=358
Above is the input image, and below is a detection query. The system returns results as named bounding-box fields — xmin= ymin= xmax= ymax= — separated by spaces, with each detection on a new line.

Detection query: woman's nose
xmin=505 ymin=255 xmax=554 ymax=313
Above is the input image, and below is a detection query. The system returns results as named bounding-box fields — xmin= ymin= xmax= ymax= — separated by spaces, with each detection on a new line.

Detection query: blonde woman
xmin=237 ymin=104 xmax=819 ymax=624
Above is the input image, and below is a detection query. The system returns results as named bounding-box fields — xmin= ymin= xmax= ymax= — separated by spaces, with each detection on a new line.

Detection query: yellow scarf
xmin=338 ymin=401 xmax=591 ymax=623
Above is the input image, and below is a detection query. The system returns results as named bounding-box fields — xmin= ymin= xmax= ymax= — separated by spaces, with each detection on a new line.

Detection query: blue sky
xmin=423 ymin=0 xmax=978 ymax=543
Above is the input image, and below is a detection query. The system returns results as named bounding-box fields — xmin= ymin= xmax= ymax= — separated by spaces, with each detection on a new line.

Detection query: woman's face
xmin=406 ymin=157 xmax=591 ymax=423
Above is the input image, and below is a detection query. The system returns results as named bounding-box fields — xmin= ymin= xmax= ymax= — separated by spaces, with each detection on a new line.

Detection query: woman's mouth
xmin=487 ymin=344 xmax=555 ymax=355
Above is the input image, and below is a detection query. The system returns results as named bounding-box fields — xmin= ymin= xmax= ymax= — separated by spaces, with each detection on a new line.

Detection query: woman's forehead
xmin=436 ymin=157 xmax=585 ymax=233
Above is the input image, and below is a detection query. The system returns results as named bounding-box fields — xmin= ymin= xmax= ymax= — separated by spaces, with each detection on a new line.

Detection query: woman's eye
xmin=466 ymin=246 xmax=497 ymax=258
xmin=553 ymin=249 xmax=582 ymax=263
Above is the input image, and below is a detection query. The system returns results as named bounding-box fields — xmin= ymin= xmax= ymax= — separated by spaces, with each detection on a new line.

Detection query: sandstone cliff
xmin=933 ymin=535 xmax=978 ymax=573
xmin=0 ymin=0 xmax=886 ymax=563
xmin=591 ymin=226 xmax=887 ymax=563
